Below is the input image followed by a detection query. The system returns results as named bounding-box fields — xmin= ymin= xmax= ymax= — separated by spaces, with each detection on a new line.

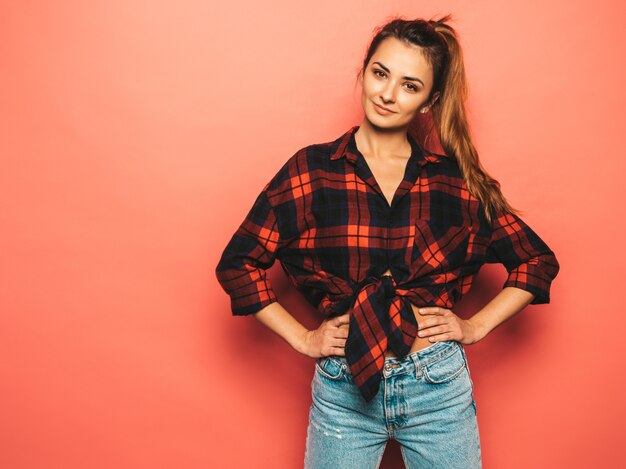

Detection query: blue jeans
xmin=304 ymin=340 xmax=482 ymax=469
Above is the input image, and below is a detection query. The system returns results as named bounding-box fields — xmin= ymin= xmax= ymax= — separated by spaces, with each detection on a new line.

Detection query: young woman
xmin=216 ymin=15 xmax=559 ymax=469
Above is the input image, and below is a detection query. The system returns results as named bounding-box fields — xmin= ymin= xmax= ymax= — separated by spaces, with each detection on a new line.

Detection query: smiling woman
xmin=215 ymin=13 xmax=559 ymax=469
xmin=364 ymin=47 xmax=433 ymax=119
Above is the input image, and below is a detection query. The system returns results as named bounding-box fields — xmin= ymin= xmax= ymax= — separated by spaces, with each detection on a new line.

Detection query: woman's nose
xmin=381 ymin=81 xmax=397 ymax=102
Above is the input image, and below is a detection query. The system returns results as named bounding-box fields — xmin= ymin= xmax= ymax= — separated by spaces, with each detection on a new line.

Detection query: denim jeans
xmin=304 ymin=340 xmax=482 ymax=469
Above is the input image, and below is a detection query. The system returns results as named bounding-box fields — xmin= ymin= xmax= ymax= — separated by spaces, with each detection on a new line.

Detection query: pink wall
xmin=1 ymin=1 xmax=624 ymax=468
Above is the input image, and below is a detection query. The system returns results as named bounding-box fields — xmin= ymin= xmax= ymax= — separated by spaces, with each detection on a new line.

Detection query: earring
xmin=420 ymin=108 xmax=428 ymax=113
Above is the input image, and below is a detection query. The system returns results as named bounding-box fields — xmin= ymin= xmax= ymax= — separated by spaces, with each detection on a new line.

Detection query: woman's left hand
xmin=415 ymin=306 xmax=485 ymax=345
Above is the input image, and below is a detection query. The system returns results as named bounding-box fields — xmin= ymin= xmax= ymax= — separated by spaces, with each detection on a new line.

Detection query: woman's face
xmin=360 ymin=36 xmax=438 ymax=129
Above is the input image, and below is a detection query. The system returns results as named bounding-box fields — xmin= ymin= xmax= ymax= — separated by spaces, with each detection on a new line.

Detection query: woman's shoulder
xmin=263 ymin=129 xmax=351 ymax=194
xmin=423 ymin=149 xmax=464 ymax=178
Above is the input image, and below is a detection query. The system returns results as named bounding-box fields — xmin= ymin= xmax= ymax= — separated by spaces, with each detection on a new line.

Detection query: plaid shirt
xmin=215 ymin=125 xmax=560 ymax=403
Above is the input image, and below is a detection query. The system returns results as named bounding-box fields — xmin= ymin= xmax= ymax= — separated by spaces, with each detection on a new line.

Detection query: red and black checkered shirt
xmin=215 ymin=125 xmax=560 ymax=403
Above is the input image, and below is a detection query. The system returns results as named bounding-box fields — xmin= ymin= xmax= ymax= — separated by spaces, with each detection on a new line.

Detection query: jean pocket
xmin=422 ymin=344 xmax=466 ymax=384
xmin=315 ymin=357 xmax=345 ymax=381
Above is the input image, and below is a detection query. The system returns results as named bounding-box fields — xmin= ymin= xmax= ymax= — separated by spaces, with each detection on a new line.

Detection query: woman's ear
xmin=429 ymin=91 xmax=441 ymax=107
xmin=420 ymin=91 xmax=441 ymax=113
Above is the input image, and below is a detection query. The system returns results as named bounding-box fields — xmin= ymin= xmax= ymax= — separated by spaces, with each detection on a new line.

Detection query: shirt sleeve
xmin=215 ymin=187 xmax=283 ymax=316
xmin=485 ymin=211 xmax=560 ymax=304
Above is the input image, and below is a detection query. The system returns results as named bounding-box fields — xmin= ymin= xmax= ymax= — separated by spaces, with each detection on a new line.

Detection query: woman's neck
xmin=354 ymin=121 xmax=411 ymax=160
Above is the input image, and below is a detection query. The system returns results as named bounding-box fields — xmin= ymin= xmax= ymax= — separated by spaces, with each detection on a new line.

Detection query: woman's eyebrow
xmin=373 ymin=61 xmax=424 ymax=86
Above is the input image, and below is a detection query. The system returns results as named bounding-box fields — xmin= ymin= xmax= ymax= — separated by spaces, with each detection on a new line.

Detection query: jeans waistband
xmin=331 ymin=340 xmax=463 ymax=378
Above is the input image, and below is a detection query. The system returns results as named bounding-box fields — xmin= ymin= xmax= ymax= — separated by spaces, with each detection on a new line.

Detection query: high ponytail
xmin=356 ymin=14 xmax=520 ymax=224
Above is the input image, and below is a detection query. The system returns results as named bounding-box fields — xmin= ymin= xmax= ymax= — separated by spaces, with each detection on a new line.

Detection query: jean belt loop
xmin=410 ymin=353 xmax=422 ymax=379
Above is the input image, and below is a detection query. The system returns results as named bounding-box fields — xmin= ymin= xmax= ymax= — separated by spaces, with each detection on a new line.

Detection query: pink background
xmin=1 ymin=1 xmax=624 ymax=468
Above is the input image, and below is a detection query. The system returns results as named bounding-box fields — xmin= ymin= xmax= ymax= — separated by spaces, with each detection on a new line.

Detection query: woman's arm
xmin=253 ymin=301 xmax=351 ymax=358
xmin=483 ymin=211 xmax=560 ymax=305
xmin=464 ymin=210 xmax=560 ymax=341
xmin=417 ymin=287 xmax=535 ymax=344
xmin=416 ymin=209 xmax=560 ymax=344
xmin=252 ymin=301 xmax=310 ymax=353
xmin=466 ymin=286 xmax=535 ymax=342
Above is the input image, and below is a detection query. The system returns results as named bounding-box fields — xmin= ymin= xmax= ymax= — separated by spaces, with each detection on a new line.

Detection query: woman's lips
xmin=373 ymin=102 xmax=396 ymax=115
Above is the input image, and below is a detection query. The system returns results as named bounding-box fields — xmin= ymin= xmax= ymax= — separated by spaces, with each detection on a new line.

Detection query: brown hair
xmin=355 ymin=14 xmax=520 ymax=223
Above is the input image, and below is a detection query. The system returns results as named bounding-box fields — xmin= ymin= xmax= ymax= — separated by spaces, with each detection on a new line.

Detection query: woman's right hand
xmin=299 ymin=313 xmax=350 ymax=358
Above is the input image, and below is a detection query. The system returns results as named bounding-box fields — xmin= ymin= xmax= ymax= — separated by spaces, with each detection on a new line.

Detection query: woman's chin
xmin=363 ymin=114 xmax=405 ymax=131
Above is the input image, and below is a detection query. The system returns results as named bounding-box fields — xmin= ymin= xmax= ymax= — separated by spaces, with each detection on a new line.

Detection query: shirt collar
xmin=329 ymin=125 xmax=445 ymax=165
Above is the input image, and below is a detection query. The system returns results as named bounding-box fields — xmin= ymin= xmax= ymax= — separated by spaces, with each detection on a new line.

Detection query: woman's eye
xmin=373 ymin=69 xmax=385 ymax=78
xmin=405 ymin=84 xmax=418 ymax=92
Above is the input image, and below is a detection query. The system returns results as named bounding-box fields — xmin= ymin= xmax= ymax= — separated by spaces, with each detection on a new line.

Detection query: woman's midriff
xmin=381 ymin=270 xmax=433 ymax=358
xmin=384 ymin=301 xmax=434 ymax=357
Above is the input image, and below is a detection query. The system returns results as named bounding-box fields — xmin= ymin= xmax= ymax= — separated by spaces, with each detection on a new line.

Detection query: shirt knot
xmin=381 ymin=274 xmax=396 ymax=298
xmin=344 ymin=272 xmax=419 ymax=403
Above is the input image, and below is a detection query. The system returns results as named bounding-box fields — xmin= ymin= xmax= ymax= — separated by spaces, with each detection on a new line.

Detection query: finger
xmin=332 ymin=337 xmax=347 ymax=348
xmin=418 ymin=319 xmax=447 ymax=331
xmin=334 ymin=313 xmax=351 ymax=326
xmin=422 ymin=325 xmax=454 ymax=340
xmin=323 ymin=345 xmax=346 ymax=357
xmin=417 ymin=322 xmax=431 ymax=335
xmin=417 ymin=307 xmax=447 ymax=315
xmin=428 ymin=332 xmax=452 ymax=342
xmin=418 ymin=324 xmax=443 ymax=337
xmin=335 ymin=338 xmax=348 ymax=350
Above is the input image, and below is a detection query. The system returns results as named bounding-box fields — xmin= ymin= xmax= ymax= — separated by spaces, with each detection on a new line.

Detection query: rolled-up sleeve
xmin=215 ymin=188 xmax=283 ymax=316
xmin=485 ymin=211 xmax=560 ymax=304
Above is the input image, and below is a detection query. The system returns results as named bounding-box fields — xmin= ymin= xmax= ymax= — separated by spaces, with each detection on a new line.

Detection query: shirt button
xmin=384 ymin=364 xmax=391 ymax=370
